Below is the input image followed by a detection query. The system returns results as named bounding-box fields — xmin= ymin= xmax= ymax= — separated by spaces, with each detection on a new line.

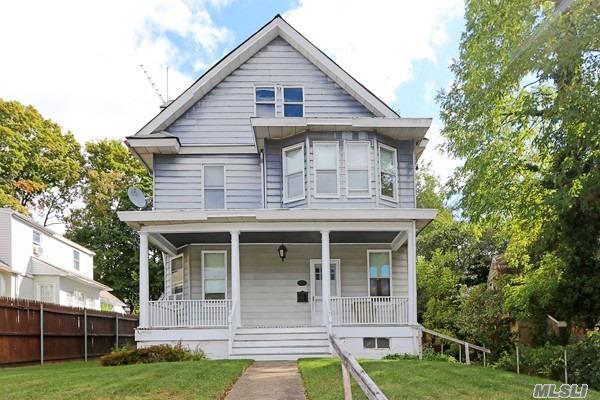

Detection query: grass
xmin=298 ymin=358 xmax=600 ymax=400
xmin=0 ymin=359 xmax=252 ymax=400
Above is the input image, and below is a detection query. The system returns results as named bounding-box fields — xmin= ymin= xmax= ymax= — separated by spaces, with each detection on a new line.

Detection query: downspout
xmin=260 ymin=148 xmax=266 ymax=208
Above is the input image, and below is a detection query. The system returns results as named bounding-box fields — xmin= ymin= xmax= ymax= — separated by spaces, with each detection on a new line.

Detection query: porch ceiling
xmin=163 ymin=230 xmax=399 ymax=248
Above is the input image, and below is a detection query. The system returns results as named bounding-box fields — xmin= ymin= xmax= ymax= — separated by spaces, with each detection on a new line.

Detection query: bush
xmin=568 ymin=329 xmax=600 ymax=390
xmin=494 ymin=344 xmax=564 ymax=380
xmin=100 ymin=343 xmax=205 ymax=366
xmin=384 ymin=348 xmax=457 ymax=363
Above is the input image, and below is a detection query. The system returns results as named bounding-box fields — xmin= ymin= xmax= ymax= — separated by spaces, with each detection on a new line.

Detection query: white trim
xmin=169 ymin=254 xmax=184 ymax=299
xmin=202 ymin=164 xmax=227 ymax=210
xmin=254 ymin=84 xmax=276 ymax=117
xmin=133 ymin=16 xmax=397 ymax=138
xmin=367 ymin=249 xmax=393 ymax=297
xmin=344 ymin=141 xmax=372 ymax=198
xmin=309 ymin=258 xmax=342 ymax=300
xmin=313 ymin=141 xmax=340 ymax=198
xmin=201 ymin=250 xmax=228 ymax=300
xmin=282 ymin=85 xmax=304 ymax=117
xmin=36 ymin=282 xmax=56 ymax=303
xmin=282 ymin=142 xmax=306 ymax=203
xmin=378 ymin=143 xmax=398 ymax=203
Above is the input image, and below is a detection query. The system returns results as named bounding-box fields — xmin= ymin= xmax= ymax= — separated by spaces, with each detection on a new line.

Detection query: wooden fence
xmin=0 ymin=297 xmax=138 ymax=366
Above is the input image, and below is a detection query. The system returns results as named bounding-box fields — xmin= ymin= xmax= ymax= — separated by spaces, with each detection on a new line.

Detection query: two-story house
xmin=118 ymin=15 xmax=436 ymax=360
xmin=0 ymin=208 xmax=111 ymax=310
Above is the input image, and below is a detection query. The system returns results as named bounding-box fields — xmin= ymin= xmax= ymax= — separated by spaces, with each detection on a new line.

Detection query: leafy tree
xmin=66 ymin=140 xmax=163 ymax=309
xmin=438 ymin=0 xmax=600 ymax=327
xmin=0 ymin=99 xmax=83 ymax=224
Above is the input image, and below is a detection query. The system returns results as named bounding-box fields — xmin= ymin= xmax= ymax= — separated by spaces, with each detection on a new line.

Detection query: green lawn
xmin=299 ymin=358 xmax=600 ymax=400
xmin=0 ymin=359 xmax=252 ymax=400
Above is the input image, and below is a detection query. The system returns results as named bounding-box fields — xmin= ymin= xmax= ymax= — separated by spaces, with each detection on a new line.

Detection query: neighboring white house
xmin=100 ymin=290 xmax=129 ymax=314
xmin=118 ymin=15 xmax=436 ymax=360
xmin=0 ymin=208 xmax=113 ymax=310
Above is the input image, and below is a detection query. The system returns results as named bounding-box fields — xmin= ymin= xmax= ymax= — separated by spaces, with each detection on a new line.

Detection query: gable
xmin=166 ymin=37 xmax=374 ymax=146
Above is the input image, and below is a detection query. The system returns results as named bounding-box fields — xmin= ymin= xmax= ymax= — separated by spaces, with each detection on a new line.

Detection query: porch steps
xmin=230 ymin=327 xmax=332 ymax=361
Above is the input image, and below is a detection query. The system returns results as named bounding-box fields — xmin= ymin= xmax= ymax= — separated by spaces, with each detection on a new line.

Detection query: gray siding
xmin=174 ymin=243 xmax=407 ymax=327
xmin=167 ymin=37 xmax=373 ymax=146
xmin=154 ymin=154 xmax=262 ymax=210
xmin=265 ymin=134 xmax=415 ymax=209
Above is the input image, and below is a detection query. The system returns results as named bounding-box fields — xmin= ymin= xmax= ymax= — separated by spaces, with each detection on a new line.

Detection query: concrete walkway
xmin=225 ymin=361 xmax=307 ymax=400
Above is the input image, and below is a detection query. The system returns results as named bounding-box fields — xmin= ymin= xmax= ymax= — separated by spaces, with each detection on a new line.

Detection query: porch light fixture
xmin=278 ymin=244 xmax=288 ymax=262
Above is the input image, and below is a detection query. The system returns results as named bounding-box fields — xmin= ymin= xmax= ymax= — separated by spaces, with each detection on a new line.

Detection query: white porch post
xmin=230 ymin=230 xmax=241 ymax=328
xmin=407 ymin=221 xmax=417 ymax=325
xmin=321 ymin=230 xmax=331 ymax=326
xmin=139 ymin=231 xmax=149 ymax=328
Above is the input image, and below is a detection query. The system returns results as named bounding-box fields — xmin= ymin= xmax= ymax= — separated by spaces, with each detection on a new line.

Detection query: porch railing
xmin=148 ymin=300 xmax=231 ymax=328
xmin=330 ymin=296 xmax=409 ymax=325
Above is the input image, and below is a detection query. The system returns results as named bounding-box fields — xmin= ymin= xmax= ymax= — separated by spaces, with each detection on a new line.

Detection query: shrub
xmin=494 ymin=344 xmax=564 ymax=380
xmin=100 ymin=343 xmax=204 ymax=366
xmin=384 ymin=348 xmax=457 ymax=363
xmin=568 ymin=329 xmax=600 ymax=390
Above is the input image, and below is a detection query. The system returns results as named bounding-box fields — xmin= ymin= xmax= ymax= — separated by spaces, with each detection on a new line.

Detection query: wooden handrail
xmin=419 ymin=326 xmax=490 ymax=354
xmin=330 ymin=333 xmax=388 ymax=400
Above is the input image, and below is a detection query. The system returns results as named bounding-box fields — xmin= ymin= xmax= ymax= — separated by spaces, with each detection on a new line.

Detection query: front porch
xmin=120 ymin=209 xmax=435 ymax=359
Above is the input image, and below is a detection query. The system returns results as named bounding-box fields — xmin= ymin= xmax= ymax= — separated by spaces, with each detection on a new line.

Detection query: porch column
xmin=321 ymin=230 xmax=331 ymax=326
xmin=139 ymin=231 xmax=149 ymax=328
xmin=407 ymin=222 xmax=417 ymax=325
xmin=230 ymin=230 xmax=241 ymax=328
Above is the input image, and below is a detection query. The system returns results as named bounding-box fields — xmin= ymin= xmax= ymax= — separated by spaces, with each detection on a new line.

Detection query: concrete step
xmin=233 ymin=339 xmax=330 ymax=348
xmin=235 ymin=333 xmax=328 ymax=341
xmin=230 ymin=353 xmax=332 ymax=361
xmin=232 ymin=346 xmax=330 ymax=355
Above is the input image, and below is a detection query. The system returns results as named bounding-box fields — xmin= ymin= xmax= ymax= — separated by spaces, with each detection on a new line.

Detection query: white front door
xmin=309 ymin=259 xmax=341 ymax=325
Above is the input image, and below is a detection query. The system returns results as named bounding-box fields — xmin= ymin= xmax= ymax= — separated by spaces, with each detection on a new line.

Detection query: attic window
xmin=283 ymin=87 xmax=303 ymax=117
xmin=255 ymin=87 xmax=275 ymax=117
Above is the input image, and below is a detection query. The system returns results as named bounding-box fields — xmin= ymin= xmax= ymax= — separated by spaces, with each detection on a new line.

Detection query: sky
xmin=0 ymin=0 xmax=464 ymax=183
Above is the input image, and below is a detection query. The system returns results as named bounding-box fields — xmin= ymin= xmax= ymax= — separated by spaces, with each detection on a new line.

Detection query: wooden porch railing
xmin=148 ymin=299 xmax=231 ymax=328
xmin=330 ymin=296 xmax=409 ymax=325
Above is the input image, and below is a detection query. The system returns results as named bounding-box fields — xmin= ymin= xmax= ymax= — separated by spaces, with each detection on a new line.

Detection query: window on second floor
xmin=283 ymin=87 xmax=303 ymax=117
xmin=32 ymin=230 xmax=42 ymax=255
xmin=255 ymin=86 xmax=275 ymax=117
xmin=203 ymin=165 xmax=225 ymax=209
xmin=73 ymin=250 xmax=80 ymax=271
xmin=282 ymin=143 xmax=305 ymax=202
xmin=314 ymin=142 xmax=339 ymax=197
xmin=378 ymin=144 xmax=398 ymax=201
xmin=345 ymin=141 xmax=371 ymax=197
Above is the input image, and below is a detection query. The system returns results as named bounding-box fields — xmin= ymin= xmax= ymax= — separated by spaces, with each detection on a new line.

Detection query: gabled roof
xmin=27 ymin=256 xmax=111 ymax=290
xmin=134 ymin=14 xmax=399 ymax=137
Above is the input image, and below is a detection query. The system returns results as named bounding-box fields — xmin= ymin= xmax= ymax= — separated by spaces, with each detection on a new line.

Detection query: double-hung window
xmin=378 ymin=144 xmax=398 ymax=201
xmin=255 ymin=86 xmax=275 ymax=117
xmin=345 ymin=142 xmax=371 ymax=197
xmin=282 ymin=143 xmax=305 ymax=202
xmin=203 ymin=251 xmax=227 ymax=300
xmin=37 ymin=283 xmax=54 ymax=303
xmin=170 ymin=255 xmax=184 ymax=299
xmin=204 ymin=165 xmax=225 ymax=209
xmin=73 ymin=250 xmax=80 ymax=271
xmin=283 ymin=87 xmax=303 ymax=117
xmin=314 ymin=142 xmax=339 ymax=197
xmin=368 ymin=250 xmax=391 ymax=297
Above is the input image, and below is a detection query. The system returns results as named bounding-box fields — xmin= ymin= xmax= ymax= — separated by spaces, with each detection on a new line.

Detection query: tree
xmin=438 ymin=0 xmax=600 ymax=327
xmin=0 ymin=99 xmax=83 ymax=224
xmin=66 ymin=140 xmax=163 ymax=309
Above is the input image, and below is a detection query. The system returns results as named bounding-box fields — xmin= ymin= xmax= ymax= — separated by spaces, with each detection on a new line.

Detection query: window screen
xmin=346 ymin=142 xmax=370 ymax=196
xmin=204 ymin=165 xmax=225 ymax=209
xmin=203 ymin=252 xmax=226 ymax=300
xmin=314 ymin=143 xmax=338 ymax=196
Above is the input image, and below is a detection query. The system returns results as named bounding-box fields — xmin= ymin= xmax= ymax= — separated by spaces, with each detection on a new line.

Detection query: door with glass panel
xmin=310 ymin=259 xmax=341 ymax=325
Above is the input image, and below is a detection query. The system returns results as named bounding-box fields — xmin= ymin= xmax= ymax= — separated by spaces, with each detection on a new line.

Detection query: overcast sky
xmin=0 ymin=0 xmax=463 ymax=183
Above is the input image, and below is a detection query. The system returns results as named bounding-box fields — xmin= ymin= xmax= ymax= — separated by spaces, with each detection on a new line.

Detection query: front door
xmin=310 ymin=259 xmax=341 ymax=325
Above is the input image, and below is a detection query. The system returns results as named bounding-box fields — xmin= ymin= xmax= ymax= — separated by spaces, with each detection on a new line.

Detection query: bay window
xmin=378 ymin=144 xmax=398 ymax=201
xmin=202 ymin=251 xmax=227 ymax=300
xmin=314 ymin=142 xmax=339 ymax=197
xmin=345 ymin=141 xmax=371 ymax=197
xmin=368 ymin=250 xmax=391 ymax=297
xmin=282 ymin=143 xmax=305 ymax=202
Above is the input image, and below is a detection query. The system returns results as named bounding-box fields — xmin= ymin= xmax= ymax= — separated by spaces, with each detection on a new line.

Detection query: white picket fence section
xmin=330 ymin=296 xmax=409 ymax=325
xmin=148 ymin=300 xmax=231 ymax=328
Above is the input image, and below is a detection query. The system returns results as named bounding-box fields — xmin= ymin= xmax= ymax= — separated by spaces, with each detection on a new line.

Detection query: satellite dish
xmin=127 ymin=187 xmax=147 ymax=208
